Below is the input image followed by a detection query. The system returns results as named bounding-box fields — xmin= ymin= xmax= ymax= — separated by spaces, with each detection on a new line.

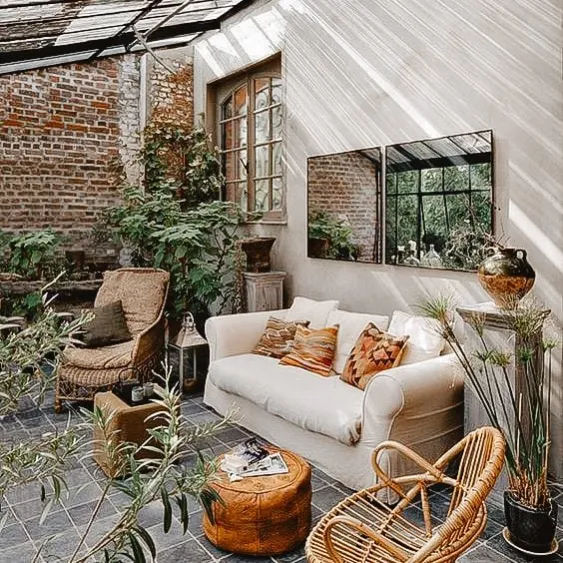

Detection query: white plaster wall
xmin=191 ymin=0 xmax=563 ymax=477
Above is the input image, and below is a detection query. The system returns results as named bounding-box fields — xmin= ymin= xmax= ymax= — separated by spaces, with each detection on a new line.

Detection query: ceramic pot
xmin=308 ymin=237 xmax=329 ymax=258
xmin=240 ymin=237 xmax=276 ymax=273
xmin=478 ymin=247 xmax=535 ymax=308
xmin=504 ymin=491 xmax=558 ymax=553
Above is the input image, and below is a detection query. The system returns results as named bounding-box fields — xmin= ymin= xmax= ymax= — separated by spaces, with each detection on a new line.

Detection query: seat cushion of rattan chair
xmin=63 ymin=339 xmax=135 ymax=370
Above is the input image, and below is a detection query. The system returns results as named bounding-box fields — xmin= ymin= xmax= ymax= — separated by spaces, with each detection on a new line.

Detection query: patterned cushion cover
xmin=82 ymin=300 xmax=132 ymax=348
xmin=252 ymin=317 xmax=310 ymax=359
xmin=279 ymin=325 xmax=339 ymax=376
xmin=341 ymin=323 xmax=409 ymax=390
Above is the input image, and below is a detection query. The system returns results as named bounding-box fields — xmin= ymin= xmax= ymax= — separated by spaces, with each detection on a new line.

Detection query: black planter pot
xmin=504 ymin=491 xmax=558 ymax=553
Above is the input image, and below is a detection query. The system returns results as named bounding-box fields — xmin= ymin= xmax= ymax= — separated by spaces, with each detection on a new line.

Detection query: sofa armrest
xmin=362 ymin=354 xmax=464 ymax=479
xmin=205 ymin=310 xmax=288 ymax=362
xmin=133 ymin=317 xmax=165 ymax=365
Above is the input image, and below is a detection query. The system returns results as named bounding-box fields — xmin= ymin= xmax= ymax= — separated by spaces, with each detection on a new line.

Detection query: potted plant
xmin=308 ymin=211 xmax=359 ymax=260
xmin=239 ymin=237 xmax=276 ymax=272
xmin=419 ymin=296 xmax=559 ymax=554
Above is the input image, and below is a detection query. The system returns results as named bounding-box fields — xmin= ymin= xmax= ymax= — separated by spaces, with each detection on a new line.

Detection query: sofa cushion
xmin=209 ymin=354 xmax=363 ymax=445
xmin=63 ymin=339 xmax=135 ymax=369
xmin=82 ymin=300 xmax=132 ymax=348
xmin=252 ymin=316 xmax=310 ymax=359
xmin=341 ymin=323 xmax=409 ymax=390
xmin=388 ymin=311 xmax=444 ymax=365
xmin=285 ymin=297 xmax=339 ymax=329
xmin=327 ymin=309 xmax=390 ymax=374
xmin=279 ymin=325 xmax=339 ymax=376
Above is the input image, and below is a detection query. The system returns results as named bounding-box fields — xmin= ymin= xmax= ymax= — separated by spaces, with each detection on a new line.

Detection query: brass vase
xmin=478 ymin=247 xmax=535 ymax=308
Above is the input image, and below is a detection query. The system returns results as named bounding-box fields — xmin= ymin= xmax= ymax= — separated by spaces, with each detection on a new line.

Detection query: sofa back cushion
xmin=341 ymin=323 xmax=409 ymax=390
xmin=327 ymin=309 xmax=390 ymax=374
xmin=279 ymin=325 xmax=339 ymax=376
xmin=388 ymin=310 xmax=444 ymax=365
xmin=285 ymin=297 xmax=339 ymax=329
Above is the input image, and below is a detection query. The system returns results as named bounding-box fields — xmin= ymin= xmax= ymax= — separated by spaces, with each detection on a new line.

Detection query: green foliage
xmin=1 ymin=291 xmax=43 ymax=321
xmin=100 ymin=126 xmax=242 ymax=319
xmin=308 ymin=211 xmax=360 ymax=260
xmin=3 ymin=229 xmax=62 ymax=279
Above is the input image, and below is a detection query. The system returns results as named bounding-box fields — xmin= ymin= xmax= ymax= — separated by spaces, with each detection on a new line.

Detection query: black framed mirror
xmin=385 ymin=130 xmax=494 ymax=271
xmin=307 ymin=147 xmax=383 ymax=263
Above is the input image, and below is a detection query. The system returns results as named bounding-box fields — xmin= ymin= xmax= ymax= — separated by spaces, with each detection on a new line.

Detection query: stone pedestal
xmin=243 ymin=271 xmax=286 ymax=313
xmin=456 ymin=301 xmax=549 ymax=502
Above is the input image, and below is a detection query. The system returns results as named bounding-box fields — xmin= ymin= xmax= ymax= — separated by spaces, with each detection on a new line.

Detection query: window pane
xmin=221 ymin=96 xmax=233 ymax=120
xmin=223 ymin=151 xmax=235 ymax=182
xmin=444 ymin=165 xmax=469 ymax=191
xmin=472 ymin=191 xmax=492 ymax=230
xmin=271 ymin=77 xmax=281 ymax=105
xmin=254 ymin=179 xmax=270 ymax=212
xmin=272 ymin=104 xmax=282 ymax=139
xmin=396 ymin=171 xmax=418 ymax=194
xmin=470 ymin=163 xmax=492 ymax=189
xmin=386 ymin=196 xmax=397 ymax=262
xmin=234 ymin=117 xmax=247 ymax=148
xmin=221 ymin=121 xmax=232 ymax=150
xmin=234 ymin=86 xmax=247 ymax=116
xmin=255 ymin=77 xmax=270 ymax=110
xmin=272 ymin=141 xmax=282 ymax=175
xmin=421 ymin=168 xmax=442 ymax=193
xmin=421 ymin=195 xmax=448 ymax=251
xmin=446 ymin=193 xmax=472 ymax=230
xmin=396 ymin=195 xmax=418 ymax=249
xmin=255 ymin=145 xmax=269 ymax=177
xmin=255 ymin=110 xmax=270 ymax=144
xmin=272 ymin=177 xmax=282 ymax=209
xmin=236 ymin=149 xmax=247 ymax=180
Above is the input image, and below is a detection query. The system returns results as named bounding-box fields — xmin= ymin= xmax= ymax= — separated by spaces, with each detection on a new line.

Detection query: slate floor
xmin=0 ymin=392 xmax=561 ymax=562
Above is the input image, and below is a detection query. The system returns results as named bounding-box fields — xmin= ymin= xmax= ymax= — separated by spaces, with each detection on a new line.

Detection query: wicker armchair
xmin=55 ymin=268 xmax=170 ymax=413
xmin=306 ymin=427 xmax=505 ymax=563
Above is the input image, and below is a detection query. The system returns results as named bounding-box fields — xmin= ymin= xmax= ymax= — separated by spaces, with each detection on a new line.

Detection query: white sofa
xmin=203 ymin=306 xmax=464 ymax=494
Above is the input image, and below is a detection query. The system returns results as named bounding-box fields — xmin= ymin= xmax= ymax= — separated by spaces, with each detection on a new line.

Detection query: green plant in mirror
xmin=308 ymin=211 xmax=360 ymax=260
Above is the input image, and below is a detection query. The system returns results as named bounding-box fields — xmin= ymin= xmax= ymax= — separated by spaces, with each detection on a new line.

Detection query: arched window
xmin=215 ymin=57 xmax=283 ymax=221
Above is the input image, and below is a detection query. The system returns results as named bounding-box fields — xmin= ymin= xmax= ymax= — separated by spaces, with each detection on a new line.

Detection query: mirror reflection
xmin=307 ymin=148 xmax=382 ymax=263
xmin=385 ymin=130 xmax=493 ymax=271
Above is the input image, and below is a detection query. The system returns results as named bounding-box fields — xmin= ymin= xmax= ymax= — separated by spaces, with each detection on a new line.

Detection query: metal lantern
xmin=167 ymin=312 xmax=208 ymax=394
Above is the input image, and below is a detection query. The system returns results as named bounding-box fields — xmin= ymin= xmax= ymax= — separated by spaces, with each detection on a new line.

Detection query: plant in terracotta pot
xmin=419 ymin=296 xmax=559 ymax=555
xmin=239 ymin=237 xmax=276 ymax=272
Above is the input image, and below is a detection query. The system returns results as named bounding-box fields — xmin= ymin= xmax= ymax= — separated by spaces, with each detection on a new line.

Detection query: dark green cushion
xmin=83 ymin=300 xmax=132 ymax=348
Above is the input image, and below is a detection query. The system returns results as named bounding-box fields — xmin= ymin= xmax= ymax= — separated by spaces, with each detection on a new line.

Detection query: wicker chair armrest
xmin=133 ymin=317 xmax=165 ymax=365
xmin=324 ymin=515 xmax=409 ymax=562
xmin=371 ymin=441 xmax=446 ymax=498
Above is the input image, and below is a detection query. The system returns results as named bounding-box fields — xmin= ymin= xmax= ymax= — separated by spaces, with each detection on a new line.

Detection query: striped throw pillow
xmin=252 ymin=317 xmax=310 ymax=359
xmin=279 ymin=324 xmax=339 ymax=376
xmin=341 ymin=323 xmax=409 ymax=390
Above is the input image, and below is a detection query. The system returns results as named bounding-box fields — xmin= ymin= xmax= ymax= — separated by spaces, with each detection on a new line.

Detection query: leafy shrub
xmin=6 ymin=229 xmax=62 ymax=279
xmin=308 ymin=211 xmax=360 ymax=260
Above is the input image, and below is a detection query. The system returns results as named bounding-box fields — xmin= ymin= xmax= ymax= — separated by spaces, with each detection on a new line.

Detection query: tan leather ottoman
xmin=203 ymin=448 xmax=312 ymax=556
xmin=93 ymin=390 xmax=166 ymax=478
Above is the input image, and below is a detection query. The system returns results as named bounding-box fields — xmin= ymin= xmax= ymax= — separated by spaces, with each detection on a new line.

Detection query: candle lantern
xmin=167 ymin=312 xmax=208 ymax=394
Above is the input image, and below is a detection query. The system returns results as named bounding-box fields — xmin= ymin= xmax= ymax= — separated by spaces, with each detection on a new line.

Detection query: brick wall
xmin=308 ymin=151 xmax=381 ymax=262
xmin=0 ymin=55 xmax=141 ymax=238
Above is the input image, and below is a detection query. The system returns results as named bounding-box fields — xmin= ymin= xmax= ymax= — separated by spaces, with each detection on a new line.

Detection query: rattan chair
xmin=55 ymin=268 xmax=170 ymax=413
xmin=306 ymin=426 xmax=505 ymax=563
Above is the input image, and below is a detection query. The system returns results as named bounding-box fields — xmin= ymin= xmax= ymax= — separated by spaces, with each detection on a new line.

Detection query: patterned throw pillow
xmin=341 ymin=323 xmax=409 ymax=390
xmin=279 ymin=325 xmax=339 ymax=376
xmin=252 ymin=317 xmax=310 ymax=359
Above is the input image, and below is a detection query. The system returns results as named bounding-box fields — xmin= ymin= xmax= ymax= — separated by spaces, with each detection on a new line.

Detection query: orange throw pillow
xmin=279 ymin=324 xmax=339 ymax=376
xmin=252 ymin=317 xmax=310 ymax=359
xmin=341 ymin=323 xmax=409 ymax=390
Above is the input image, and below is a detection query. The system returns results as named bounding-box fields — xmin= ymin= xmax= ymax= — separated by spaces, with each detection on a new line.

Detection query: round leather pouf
xmin=202 ymin=449 xmax=312 ymax=556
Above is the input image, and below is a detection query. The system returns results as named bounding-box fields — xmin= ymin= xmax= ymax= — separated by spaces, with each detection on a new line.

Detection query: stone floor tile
xmin=23 ymin=509 xmax=74 ymax=540
xmin=0 ymin=522 xmax=32 ymax=550
xmin=459 ymin=544 xmax=514 ymax=562
xmin=158 ymin=538 xmax=215 ymax=563
xmin=311 ymin=485 xmax=347 ymax=512
xmin=66 ymin=499 xmax=116 ymax=527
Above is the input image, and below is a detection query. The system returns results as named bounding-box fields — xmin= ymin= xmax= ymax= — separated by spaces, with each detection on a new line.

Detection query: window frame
xmin=208 ymin=54 xmax=284 ymax=223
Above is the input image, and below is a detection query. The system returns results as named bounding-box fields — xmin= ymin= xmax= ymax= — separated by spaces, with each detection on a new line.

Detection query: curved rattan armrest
xmin=324 ymin=515 xmax=409 ymax=563
xmin=371 ymin=441 xmax=447 ymax=498
xmin=133 ymin=317 xmax=165 ymax=364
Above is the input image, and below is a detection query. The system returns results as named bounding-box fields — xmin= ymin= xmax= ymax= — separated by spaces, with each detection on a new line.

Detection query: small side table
xmin=243 ymin=271 xmax=286 ymax=312
xmin=93 ymin=389 xmax=166 ymax=478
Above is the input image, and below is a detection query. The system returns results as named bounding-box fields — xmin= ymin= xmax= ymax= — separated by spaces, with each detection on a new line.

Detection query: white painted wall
xmin=191 ymin=0 xmax=563 ymax=477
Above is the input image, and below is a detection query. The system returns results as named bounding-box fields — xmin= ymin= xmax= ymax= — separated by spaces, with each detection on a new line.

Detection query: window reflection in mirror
xmin=307 ymin=148 xmax=383 ymax=263
xmin=385 ymin=130 xmax=494 ymax=271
